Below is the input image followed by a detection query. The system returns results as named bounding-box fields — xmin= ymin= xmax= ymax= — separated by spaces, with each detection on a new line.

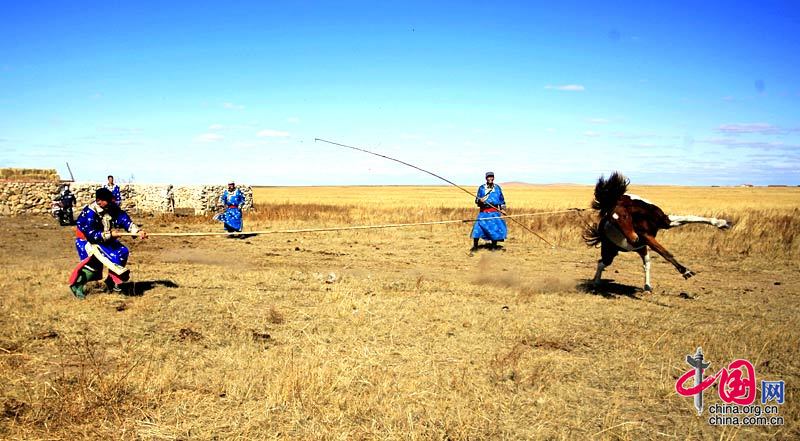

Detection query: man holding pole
xmin=68 ymin=188 xmax=147 ymax=299
xmin=214 ymin=180 xmax=245 ymax=236
xmin=471 ymin=171 xmax=508 ymax=252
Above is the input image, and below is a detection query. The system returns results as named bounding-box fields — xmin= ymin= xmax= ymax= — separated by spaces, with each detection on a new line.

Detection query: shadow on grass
xmin=576 ymin=280 xmax=674 ymax=308
xmin=118 ymin=279 xmax=179 ymax=297
xmin=469 ymin=243 xmax=505 ymax=254
xmin=576 ymin=279 xmax=640 ymax=299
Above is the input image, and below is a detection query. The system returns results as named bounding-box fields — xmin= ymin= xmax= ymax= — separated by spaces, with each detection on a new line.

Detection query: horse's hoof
xmin=643 ymin=285 xmax=653 ymax=293
xmin=682 ymin=270 xmax=695 ymax=279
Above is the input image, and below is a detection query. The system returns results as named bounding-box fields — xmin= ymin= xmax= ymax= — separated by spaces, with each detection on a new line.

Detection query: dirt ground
xmin=1 ymin=198 xmax=798 ymax=439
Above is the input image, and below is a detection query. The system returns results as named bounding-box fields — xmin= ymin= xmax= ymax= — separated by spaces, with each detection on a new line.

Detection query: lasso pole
xmin=314 ymin=138 xmax=557 ymax=247
xmin=113 ymin=209 xmax=582 ymax=237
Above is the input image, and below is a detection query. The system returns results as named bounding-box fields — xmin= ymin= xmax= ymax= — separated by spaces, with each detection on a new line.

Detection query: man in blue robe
xmin=214 ymin=180 xmax=245 ymax=235
xmin=471 ymin=171 xmax=508 ymax=252
xmin=68 ymin=188 xmax=147 ymax=299
xmin=106 ymin=175 xmax=122 ymax=205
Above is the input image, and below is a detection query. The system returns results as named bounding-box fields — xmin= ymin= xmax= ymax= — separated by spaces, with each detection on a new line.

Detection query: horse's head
xmin=608 ymin=200 xmax=640 ymax=244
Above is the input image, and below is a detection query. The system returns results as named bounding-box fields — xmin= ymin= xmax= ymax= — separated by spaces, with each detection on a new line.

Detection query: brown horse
xmin=584 ymin=172 xmax=731 ymax=292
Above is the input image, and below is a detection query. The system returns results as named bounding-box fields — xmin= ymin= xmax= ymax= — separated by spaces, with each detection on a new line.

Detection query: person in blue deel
xmin=471 ymin=171 xmax=507 ymax=252
xmin=68 ymin=187 xmax=148 ymax=299
xmin=214 ymin=180 xmax=245 ymax=235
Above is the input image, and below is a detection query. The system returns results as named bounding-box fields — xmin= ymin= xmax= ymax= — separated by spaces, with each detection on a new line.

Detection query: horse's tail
xmin=583 ymin=222 xmax=602 ymax=247
xmin=591 ymin=171 xmax=629 ymax=216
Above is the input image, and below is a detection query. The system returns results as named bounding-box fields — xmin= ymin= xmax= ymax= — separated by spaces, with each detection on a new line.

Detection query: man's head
xmin=95 ymin=187 xmax=115 ymax=208
xmin=228 ymin=180 xmax=235 ymax=190
xmin=107 ymin=175 xmax=115 ymax=185
xmin=485 ymin=171 xmax=495 ymax=185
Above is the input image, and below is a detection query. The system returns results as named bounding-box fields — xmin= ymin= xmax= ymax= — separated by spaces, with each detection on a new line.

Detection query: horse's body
xmin=584 ymin=172 xmax=731 ymax=292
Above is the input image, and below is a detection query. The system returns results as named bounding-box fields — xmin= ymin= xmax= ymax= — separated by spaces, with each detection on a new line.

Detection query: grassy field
xmin=1 ymin=184 xmax=798 ymax=440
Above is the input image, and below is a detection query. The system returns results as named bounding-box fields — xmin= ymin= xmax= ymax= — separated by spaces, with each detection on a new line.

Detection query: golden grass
xmin=1 ymin=184 xmax=798 ymax=440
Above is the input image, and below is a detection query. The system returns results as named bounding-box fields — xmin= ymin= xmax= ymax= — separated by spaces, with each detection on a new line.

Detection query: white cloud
xmin=223 ymin=102 xmax=245 ymax=110
xmin=98 ymin=126 xmax=142 ymax=134
xmin=257 ymin=129 xmax=290 ymax=138
xmin=701 ymin=137 xmax=798 ymax=151
xmin=195 ymin=133 xmax=224 ymax=143
xmin=583 ymin=131 xmax=601 ymax=137
xmin=716 ymin=123 xmax=784 ymax=135
xmin=587 ymin=118 xmax=610 ymax=124
xmin=287 ymin=117 xmax=301 ymax=124
xmin=209 ymin=123 xmax=225 ymax=130
xmin=545 ymin=84 xmax=585 ymax=91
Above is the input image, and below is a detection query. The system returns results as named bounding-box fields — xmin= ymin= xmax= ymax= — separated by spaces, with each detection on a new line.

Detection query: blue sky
xmin=1 ymin=1 xmax=798 ymax=185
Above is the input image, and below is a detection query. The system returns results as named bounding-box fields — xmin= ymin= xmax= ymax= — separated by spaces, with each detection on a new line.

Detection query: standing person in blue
xmin=214 ymin=180 xmax=245 ymax=236
xmin=470 ymin=171 xmax=508 ymax=252
xmin=106 ymin=175 xmax=122 ymax=205
xmin=68 ymin=187 xmax=148 ymax=299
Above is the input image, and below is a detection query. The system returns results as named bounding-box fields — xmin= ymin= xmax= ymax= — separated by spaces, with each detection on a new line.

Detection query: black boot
xmin=104 ymin=276 xmax=122 ymax=293
xmin=470 ymin=238 xmax=479 ymax=252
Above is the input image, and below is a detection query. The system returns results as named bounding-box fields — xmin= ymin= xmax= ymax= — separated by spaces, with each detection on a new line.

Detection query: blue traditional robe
xmin=73 ymin=202 xmax=139 ymax=282
xmin=471 ymin=184 xmax=508 ymax=241
xmin=106 ymin=184 xmax=122 ymax=205
xmin=215 ymin=188 xmax=245 ymax=232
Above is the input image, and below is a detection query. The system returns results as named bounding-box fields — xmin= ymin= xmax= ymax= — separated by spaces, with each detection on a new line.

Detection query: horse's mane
xmin=591 ymin=171 xmax=629 ymax=217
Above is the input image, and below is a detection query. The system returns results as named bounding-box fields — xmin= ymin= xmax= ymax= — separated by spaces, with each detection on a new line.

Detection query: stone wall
xmin=0 ymin=182 xmax=253 ymax=216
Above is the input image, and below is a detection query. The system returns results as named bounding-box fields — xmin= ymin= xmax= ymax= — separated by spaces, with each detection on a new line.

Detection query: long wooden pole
xmin=114 ymin=209 xmax=582 ymax=237
xmin=314 ymin=138 xmax=557 ymax=247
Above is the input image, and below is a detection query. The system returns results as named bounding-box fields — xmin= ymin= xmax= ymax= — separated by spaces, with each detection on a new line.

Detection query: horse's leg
xmin=640 ymin=233 xmax=695 ymax=279
xmin=593 ymin=242 xmax=618 ymax=287
xmin=636 ymin=247 xmax=652 ymax=292
xmin=668 ymin=215 xmax=730 ymax=230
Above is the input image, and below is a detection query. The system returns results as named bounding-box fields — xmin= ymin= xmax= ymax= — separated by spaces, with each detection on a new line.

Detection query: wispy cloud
xmin=610 ymin=132 xmax=681 ymax=140
xmin=701 ymin=137 xmax=799 ymax=151
xmin=195 ymin=133 xmax=224 ymax=143
xmin=287 ymin=117 xmax=301 ymax=124
xmin=716 ymin=123 xmax=786 ymax=135
xmin=545 ymin=84 xmax=585 ymax=92
xmin=257 ymin=129 xmax=290 ymax=138
xmin=209 ymin=123 xmax=253 ymax=131
xmin=587 ymin=118 xmax=610 ymax=124
xmin=223 ymin=102 xmax=245 ymax=110
xmin=583 ymin=131 xmax=601 ymax=137
xmin=98 ymin=126 xmax=142 ymax=134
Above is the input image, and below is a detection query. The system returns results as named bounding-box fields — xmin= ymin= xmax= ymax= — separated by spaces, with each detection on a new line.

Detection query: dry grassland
xmin=1 ymin=184 xmax=798 ymax=440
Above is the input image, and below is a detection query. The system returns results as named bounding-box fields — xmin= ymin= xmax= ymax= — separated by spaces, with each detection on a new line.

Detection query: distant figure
xmin=471 ymin=171 xmax=508 ymax=252
xmin=214 ymin=180 xmax=245 ymax=235
xmin=105 ymin=175 xmax=121 ymax=205
xmin=164 ymin=184 xmax=175 ymax=213
xmin=68 ymin=188 xmax=148 ymax=299
xmin=53 ymin=183 xmax=77 ymax=225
